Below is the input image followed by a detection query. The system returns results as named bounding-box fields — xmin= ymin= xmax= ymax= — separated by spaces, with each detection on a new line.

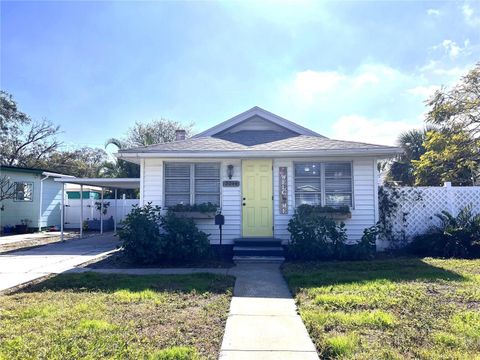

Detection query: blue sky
xmin=2 ymin=1 xmax=479 ymax=151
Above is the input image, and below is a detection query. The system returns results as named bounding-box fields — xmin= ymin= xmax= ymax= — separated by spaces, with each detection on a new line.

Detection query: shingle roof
xmin=119 ymin=134 xmax=397 ymax=153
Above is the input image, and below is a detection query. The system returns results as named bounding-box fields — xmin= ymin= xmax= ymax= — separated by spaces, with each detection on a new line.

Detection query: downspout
xmin=39 ymin=174 xmax=50 ymax=232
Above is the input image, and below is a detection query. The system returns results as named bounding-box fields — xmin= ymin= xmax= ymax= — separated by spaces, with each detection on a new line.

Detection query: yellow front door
xmin=242 ymin=159 xmax=273 ymax=237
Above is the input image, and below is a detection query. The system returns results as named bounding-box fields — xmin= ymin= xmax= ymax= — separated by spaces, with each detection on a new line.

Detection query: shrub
xmin=408 ymin=206 xmax=480 ymax=258
xmin=343 ymin=225 xmax=378 ymax=260
xmin=159 ymin=211 xmax=211 ymax=261
xmin=118 ymin=203 xmax=162 ymax=264
xmin=287 ymin=204 xmax=347 ymax=260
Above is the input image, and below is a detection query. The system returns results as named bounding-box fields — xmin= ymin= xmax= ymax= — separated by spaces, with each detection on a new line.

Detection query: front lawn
xmin=283 ymin=258 xmax=480 ymax=359
xmin=0 ymin=272 xmax=234 ymax=359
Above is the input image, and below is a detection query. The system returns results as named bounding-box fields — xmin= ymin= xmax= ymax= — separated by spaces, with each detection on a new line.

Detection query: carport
xmin=54 ymin=178 xmax=140 ymax=241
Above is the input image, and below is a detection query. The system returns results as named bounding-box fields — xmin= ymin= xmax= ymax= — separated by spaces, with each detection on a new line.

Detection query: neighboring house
xmin=65 ymin=184 xmax=102 ymax=199
xmin=0 ymin=165 xmax=72 ymax=232
xmin=117 ymin=107 xmax=400 ymax=246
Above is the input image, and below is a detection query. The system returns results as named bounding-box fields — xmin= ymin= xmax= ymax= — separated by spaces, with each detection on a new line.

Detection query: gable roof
xmin=193 ymin=106 xmax=323 ymax=138
xmin=117 ymin=107 xmax=402 ymax=161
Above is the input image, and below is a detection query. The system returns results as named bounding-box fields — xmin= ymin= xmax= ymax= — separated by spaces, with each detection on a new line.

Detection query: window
xmin=14 ymin=182 xmax=33 ymax=201
xmin=164 ymin=163 xmax=220 ymax=207
xmin=294 ymin=162 xmax=321 ymax=206
xmin=294 ymin=162 xmax=353 ymax=207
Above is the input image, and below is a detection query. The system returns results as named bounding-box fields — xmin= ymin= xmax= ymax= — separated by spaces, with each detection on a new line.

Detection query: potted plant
xmin=169 ymin=203 xmax=219 ymax=219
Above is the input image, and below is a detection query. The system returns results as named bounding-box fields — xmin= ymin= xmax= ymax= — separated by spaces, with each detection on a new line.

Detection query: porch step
xmin=233 ymin=256 xmax=285 ymax=263
xmin=233 ymin=246 xmax=284 ymax=257
xmin=233 ymin=237 xmax=285 ymax=261
xmin=233 ymin=237 xmax=282 ymax=247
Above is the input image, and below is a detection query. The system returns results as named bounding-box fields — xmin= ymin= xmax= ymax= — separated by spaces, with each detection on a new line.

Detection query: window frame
xmin=13 ymin=181 xmax=34 ymax=202
xmin=293 ymin=161 xmax=354 ymax=208
xmin=163 ymin=162 xmax=221 ymax=207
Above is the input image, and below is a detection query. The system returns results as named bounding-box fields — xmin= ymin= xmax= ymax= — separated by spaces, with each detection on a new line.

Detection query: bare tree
xmin=0 ymin=175 xmax=16 ymax=205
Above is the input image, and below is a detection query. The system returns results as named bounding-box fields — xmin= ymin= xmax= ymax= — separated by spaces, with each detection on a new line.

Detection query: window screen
xmin=294 ymin=162 xmax=352 ymax=207
xmin=14 ymin=182 xmax=33 ymax=201
xmin=164 ymin=163 xmax=220 ymax=207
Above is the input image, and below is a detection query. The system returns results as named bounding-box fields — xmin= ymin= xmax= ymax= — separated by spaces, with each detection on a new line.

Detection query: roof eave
xmin=116 ymin=147 xmax=402 ymax=160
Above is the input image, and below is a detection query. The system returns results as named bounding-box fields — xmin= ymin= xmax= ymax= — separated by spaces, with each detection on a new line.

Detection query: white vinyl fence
xmin=64 ymin=198 xmax=139 ymax=229
xmin=381 ymin=183 xmax=480 ymax=246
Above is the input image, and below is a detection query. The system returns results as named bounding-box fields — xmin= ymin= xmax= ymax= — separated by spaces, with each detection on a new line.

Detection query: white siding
xmin=142 ymin=158 xmax=242 ymax=244
xmin=142 ymin=157 xmax=378 ymax=245
xmin=273 ymin=157 xmax=376 ymax=244
xmin=0 ymin=170 xmax=63 ymax=229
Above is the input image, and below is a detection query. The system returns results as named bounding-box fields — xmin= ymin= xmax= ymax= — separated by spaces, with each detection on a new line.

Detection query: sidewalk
xmin=220 ymin=262 xmax=319 ymax=359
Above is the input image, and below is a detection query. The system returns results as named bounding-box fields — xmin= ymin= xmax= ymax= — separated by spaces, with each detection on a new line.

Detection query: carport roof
xmin=54 ymin=177 xmax=140 ymax=189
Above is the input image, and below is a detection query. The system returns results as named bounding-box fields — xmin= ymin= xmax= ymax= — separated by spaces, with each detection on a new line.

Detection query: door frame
xmin=240 ymin=159 xmax=274 ymax=238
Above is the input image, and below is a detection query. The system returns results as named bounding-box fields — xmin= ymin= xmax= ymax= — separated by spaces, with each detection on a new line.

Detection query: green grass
xmin=283 ymin=258 xmax=480 ymax=359
xmin=0 ymin=272 xmax=234 ymax=360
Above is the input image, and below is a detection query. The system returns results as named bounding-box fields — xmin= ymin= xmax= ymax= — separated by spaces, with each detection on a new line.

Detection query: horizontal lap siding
xmin=142 ymin=158 xmax=241 ymax=245
xmin=143 ymin=157 xmax=377 ymax=245
xmin=274 ymin=157 xmax=376 ymax=244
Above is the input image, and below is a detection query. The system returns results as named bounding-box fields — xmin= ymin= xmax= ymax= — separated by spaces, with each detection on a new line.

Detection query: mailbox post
xmin=215 ymin=213 xmax=225 ymax=245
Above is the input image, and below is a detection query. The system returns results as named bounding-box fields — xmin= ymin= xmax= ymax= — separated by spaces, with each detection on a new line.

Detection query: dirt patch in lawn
xmin=0 ymin=272 xmax=234 ymax=359
xmin=88 ymin=250 xmax=234 ymax=269
xmin=282 ymin=257 xmax=480 ymax=359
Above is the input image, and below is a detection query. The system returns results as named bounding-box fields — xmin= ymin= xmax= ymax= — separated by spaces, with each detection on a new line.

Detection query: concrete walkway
xmin=220 ymin=263 xmax=319 ymax=360
xmin=0 ymin=234 xmax=120 ymax=293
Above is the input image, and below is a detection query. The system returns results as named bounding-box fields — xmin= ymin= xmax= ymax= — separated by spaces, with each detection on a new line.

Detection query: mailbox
xmin=215 ymin=214 xmax=225 ymax=226
xmin=215 ymin=214 xmax=225 ymax=245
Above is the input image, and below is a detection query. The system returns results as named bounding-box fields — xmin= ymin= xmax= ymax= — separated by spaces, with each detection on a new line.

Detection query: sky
xmin=1 ymin=0 xmax=480 ymax=152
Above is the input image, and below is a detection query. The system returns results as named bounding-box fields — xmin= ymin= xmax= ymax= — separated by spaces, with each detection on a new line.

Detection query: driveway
xmin=0 ymin=234 xmax=120 ymax=293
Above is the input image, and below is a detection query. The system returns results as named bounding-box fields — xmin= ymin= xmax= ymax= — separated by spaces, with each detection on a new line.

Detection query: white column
xmin=114 ymin=188 xmax=118 ymax=234
xmin=60 ymin=182 xmax=65 ymax=241
xmin=80 ymin=184 xmax=84 ymax=238
xmin=100 ymin=188 xmax=104 ymax=235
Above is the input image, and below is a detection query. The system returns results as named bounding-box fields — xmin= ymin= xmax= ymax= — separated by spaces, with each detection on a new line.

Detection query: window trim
xmin=163 ymin=162 xmax=221 ymax=207
xmin=13 ymin=181 xmax=34 ymax=202
xmin=293 ymin=161 xmax=354 ymax=208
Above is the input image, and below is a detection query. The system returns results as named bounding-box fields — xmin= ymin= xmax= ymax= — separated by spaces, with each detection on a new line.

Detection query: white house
xmin=117 ymin=107 xmax=400 ymax=248
xmin=0 ymin=166 xmax=73 ymax=232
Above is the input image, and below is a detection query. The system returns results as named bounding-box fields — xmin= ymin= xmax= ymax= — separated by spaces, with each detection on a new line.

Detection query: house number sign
xmin=223 ymin=180 xmax=240 ymax=187
xmin=279 ymin=167 xmax=288 ymax=214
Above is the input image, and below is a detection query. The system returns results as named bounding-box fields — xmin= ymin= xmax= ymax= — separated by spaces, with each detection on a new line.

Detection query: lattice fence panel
xmin=383 ymin=185 xmax=480 ymax=241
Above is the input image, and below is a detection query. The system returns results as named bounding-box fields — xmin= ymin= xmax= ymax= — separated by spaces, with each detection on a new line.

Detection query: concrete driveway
xmin=0 ymin=234 xmax=120 ymax=293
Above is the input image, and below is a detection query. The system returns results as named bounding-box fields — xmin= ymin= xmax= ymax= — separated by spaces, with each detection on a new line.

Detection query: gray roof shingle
xmin=119 ymin=134 xmax=398 ymax=153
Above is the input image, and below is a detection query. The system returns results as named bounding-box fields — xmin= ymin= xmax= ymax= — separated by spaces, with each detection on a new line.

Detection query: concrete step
xmin=233 ymin=256 xmax=285 ymax=264
xmin=234 ymin=238 xmax=282 ymax=247
xmin=233 ymin=246 xmax=284 ymax=257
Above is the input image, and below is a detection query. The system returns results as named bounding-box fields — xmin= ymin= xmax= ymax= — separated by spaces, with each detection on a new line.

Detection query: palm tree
xmin=386 ymin=127 xmax=435 ymax=185
xmin=104 ymin=138 xmax=140 ymax=179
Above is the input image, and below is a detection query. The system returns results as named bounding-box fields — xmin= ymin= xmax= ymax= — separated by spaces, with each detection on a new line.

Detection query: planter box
xmin=319 ymin=212 xmax=352 ymax=220
xmin=173 ymin=211 xmax=216 ymax=219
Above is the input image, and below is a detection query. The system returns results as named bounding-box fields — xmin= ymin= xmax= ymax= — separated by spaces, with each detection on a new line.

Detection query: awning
xmin=54 ymin=177 xmax=140 ymax=189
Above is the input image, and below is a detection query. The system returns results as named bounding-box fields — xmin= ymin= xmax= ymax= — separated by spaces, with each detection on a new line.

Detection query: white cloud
xmin=331 ymin=115 xmax=422 ymax=146
xmin=441 ymin=39 xmax=462 ymax=59
xmin=407 ymin=85 xmax=439 ymax=98
xmin=427 ymin=8 xmax=440 ymax=16
xmin=462 ymin=3 xmax=480 ymax=27
xmin=291 ymin=70 xmax=345 ymax=103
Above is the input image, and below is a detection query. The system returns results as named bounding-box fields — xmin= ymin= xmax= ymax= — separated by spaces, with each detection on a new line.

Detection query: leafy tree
xmin=386 ymin=128 xmax=433 ymax=185
xmin=0 ymin=91 xmax=61 ymax=167
xmin=426 ymin=63 xmax=480 ymax=138
xmin=413 ymin=129 xmax=479 ymax=186
xmin=106 ymin=118 xmax=194 ymax=149
xmin=36 ymin=147 xmax=111 ymax=178
xmin=105 ymin=118 xmax=194 ymax=178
